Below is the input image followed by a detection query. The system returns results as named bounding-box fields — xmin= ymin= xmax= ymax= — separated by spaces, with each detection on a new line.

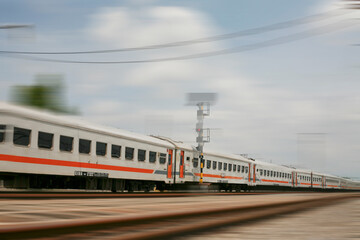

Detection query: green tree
xmin=11 ymin=74 xmax=78 ymax=114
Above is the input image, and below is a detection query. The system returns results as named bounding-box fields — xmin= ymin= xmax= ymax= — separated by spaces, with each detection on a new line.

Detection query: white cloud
xmin=88 ymin=6 xmax=216 ymax=49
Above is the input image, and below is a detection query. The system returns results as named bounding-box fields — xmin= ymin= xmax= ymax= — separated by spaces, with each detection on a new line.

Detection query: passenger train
xmin=0 ymin=102 xmax=359 ymax=192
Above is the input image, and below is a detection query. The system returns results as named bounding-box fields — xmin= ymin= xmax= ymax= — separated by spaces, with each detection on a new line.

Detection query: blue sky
xmin=0 ymin=0 xmax=359 ymax=178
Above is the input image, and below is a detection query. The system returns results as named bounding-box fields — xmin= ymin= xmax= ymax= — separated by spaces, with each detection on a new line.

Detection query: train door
xmin=248 ymin=163 xmax=251 ymax=184
xmin=253 ymin=164 xmax=256 ymax=183
xmin=179 ymin=150 xmax=185 ymax=179
xmin=167 ymin=149 xmax=173 ymax=179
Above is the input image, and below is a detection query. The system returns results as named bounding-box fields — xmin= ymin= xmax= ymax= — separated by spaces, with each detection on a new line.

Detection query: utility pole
xmin=187 ymin=93 xmax=217 ymax=184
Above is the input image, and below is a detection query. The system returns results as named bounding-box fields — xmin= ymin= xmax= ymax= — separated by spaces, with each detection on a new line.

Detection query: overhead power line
xmin=1 ymin=20 xmax=357 ymax=64
xmin=0 ymin=8 xmax=348 ymax=55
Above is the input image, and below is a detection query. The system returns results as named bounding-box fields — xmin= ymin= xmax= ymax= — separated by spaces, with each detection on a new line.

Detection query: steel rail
xmin=0 ymin=193 xmax=358 ymax=239
xmin=0 ymin=191 xmax=306 ymax=199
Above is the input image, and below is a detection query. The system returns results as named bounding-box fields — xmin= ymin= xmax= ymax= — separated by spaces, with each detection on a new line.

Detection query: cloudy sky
xmin=0 ymin=0 xmax=359 ymax=178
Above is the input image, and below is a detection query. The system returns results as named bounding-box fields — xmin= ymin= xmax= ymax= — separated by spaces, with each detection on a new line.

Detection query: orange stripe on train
xmin=0 ymin=154 xmax=154 ymax=174
xmin=194 ymin=173 xmax=243 ymax=180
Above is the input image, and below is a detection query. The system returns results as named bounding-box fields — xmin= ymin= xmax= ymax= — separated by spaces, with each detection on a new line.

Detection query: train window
xmin=233 ymin=164 xmax=236 ymax=172
xmin=0 ymin=125 xmax=6 ymax=142
xmin=159 ymin=153 xmax=166 ymax=164
xmin=96 ymin=142 xmax=107 ymax=156
xmin=213 ymin=161 xmax=217 ymax=170
xmin=149 ymin=151 xmax=156 ymax=163
xmin=79 ymin=139 xmax=91 ymax=154
xmin=207 ymin=160 xmax=211 ymax=169
xmin=267 ymin=170 xmax=270 ymax=177
xmin=241 ymin=166 xmax=244 ymax=173
xmin=138 ymin=149 xmax=146 ymax=161
xmin=13 ymin=127 xmax=31 ymax=146
xmin=192 ymin=158 xmax=198 ymax=167
xmin=245 ymin=167 xmax=248 ymax=173
xmin=38 ymin=131 xmax=53 ymax=149
xmin=218 ymin=162 xmax=222 ymax=170
xmin=277 ymin=172 xmax=279 ymax=178
xmin=237 ymin=165 xmax=240 ymax=172
xmin=228 ymin=164 xmax=232 ymax=171
xmin=168 ymin=154 xmax=172 ymax=165
xmin=111 ymin=144 xmax=121 ymax=158
xmin=60 ymin=135 xmax=73 ymax=152
xmin=224 ymin=163 xmax=227 ymax=171
xmin=186 ymin=157 xmax=190 ymax=161
xmin=125 ymin=147 xmax=134 ymax=160
xmin=260 ymin=169 xmax=263 ymax=176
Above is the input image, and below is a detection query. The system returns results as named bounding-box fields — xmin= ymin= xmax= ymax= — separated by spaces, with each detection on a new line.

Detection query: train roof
xmin=0 ymin=102 xmax=174 ymax=148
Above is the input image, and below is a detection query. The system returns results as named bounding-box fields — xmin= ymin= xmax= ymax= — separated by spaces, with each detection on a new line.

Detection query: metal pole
xmin=196 ymin=103 xmax=209 ymax=184
xmin=186 ymin=92 xmax=217 ymax=184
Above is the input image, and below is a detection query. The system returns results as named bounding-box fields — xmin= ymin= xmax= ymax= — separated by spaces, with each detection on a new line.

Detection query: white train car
xmin=293 ymin=169 xmax=314 ymax=189
xmin=323 ymin=173 xmax=341 ymax=190
xmin=0 ymin=102 xmax=177 ymax=191
xmin=341 ymin=178 xmax=360 ymax=190
xmin=193 ymin=152 xmax=253 ymax=191
xmin=254 ymin=161 xmax=293 ymax=189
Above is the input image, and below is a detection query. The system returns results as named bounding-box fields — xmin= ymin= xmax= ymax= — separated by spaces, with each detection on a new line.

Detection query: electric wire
xmin=0 ymin=8 xmax=348 ymax=55
xmin=1 ymin=20 xmax=357 ymax=64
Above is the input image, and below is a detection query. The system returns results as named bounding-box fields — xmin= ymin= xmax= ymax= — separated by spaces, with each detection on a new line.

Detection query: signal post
xmin=187 ymin=93 xmax=217 ymax=184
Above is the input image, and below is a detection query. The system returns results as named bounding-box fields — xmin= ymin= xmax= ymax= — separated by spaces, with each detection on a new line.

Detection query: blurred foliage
xmin=10 ymin=74 xmax=79 ymax=114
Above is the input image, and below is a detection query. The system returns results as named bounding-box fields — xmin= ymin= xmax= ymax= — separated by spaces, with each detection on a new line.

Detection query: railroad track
xmin=1 ymin=193 xmax=358 ymax=240
xmin=0 ymin=191 xmax=315 ymax=199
